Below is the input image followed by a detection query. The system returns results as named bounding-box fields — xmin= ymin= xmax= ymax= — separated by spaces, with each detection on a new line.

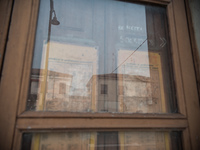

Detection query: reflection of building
xmin=30 ymin=42 xmax=99 ymax=112
xmin=87 ymin=73 xmax=162 ymax=113
xmin=117 ymin=50 xmax=166 ymax=113
xmin=28 ymin=69 xmax=72 ymax=111
xmin=47 ymin=42 xmax=98 ymax=97
xmin=32 ymin=131 xmax=166 ymax=150
xmin=28 ymin=70 xmax=162 ymax=113
xmin=118 ymin=74 xmax=162 ymax=113
xmin=44 ymin=70 xmax=72 ymax=111
xmin=28 ymin=69 xmax=92 ymax=112
xmin=87 ymin=74 xmax=118 ymax=112
xmin=29 ymin=44 xmax=164 ymax=113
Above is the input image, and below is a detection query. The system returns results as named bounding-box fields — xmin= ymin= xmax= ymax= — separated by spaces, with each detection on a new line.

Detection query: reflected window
xmin=101 ymin=84 xmax=108 ymax=94
xmin=59 ymin=83 xmax=66 ymax=94
xmin=27 ymin=0 xmax=177 ymax=113
xmin=30 ymin=82 xmax=39 ymax=94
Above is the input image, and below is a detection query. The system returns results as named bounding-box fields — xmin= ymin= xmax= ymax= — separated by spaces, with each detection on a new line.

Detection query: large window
xmin=22 ymin=0 xmax=181 ymax=148
xmin=0 ymin=0 xmax=199 ymax=149
xmin=27 ymin=0 xmax=176 ymax=114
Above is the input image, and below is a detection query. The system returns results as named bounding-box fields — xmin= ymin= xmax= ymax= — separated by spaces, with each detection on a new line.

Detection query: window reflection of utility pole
xmin=38 ymin=0 xmax=60 ymax=110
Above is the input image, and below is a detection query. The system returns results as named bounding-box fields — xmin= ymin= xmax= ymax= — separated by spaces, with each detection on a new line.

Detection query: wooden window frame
xmin=0 ymin=0 xmax=199 ymax=149
xmin=0 ymin=0 xmax=13 ymax=77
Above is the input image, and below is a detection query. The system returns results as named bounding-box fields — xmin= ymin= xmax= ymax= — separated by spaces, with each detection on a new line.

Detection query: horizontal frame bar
xmin=118 ymin=0 xmax=170 ymax=5
xmin=19 ymin=111 xmax=186 ymax=119
xmin=16 ymin=118 xmax=188 ymax=130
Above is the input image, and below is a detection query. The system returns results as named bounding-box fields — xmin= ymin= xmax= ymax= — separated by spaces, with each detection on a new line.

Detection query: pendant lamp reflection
xmin=50 ymin=0 xmax=60 ymax=25
xmin=51 ymin=10 xmax=60 ymax=25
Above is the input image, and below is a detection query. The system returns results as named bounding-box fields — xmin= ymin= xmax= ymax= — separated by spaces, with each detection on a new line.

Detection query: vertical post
xmin=37 ymin=0 xmax=53 ymax=111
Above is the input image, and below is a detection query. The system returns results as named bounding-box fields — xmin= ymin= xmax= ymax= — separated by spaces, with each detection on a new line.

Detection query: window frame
xmin=0 ymin=0 xmax=199 ymax=149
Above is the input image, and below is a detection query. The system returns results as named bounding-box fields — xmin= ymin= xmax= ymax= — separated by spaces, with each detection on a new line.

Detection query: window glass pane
xmin=27 ymin=0 xmax=176 ymax=113
xmin=21 ymin=131 xmax=182 ymax=150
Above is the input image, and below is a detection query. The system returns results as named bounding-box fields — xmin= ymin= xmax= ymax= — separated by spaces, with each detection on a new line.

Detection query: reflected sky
xmin=32 ymin=0 xmax=148 ymax=76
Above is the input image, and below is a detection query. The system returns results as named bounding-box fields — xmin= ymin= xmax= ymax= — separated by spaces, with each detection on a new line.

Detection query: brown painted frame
xmin=0 ymin=0 xmax=199 ymax=149
xmin=0 ymin=0 xmax=13 ymax=76
xmin=185 ymin=0 xmax=200 ymax=120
